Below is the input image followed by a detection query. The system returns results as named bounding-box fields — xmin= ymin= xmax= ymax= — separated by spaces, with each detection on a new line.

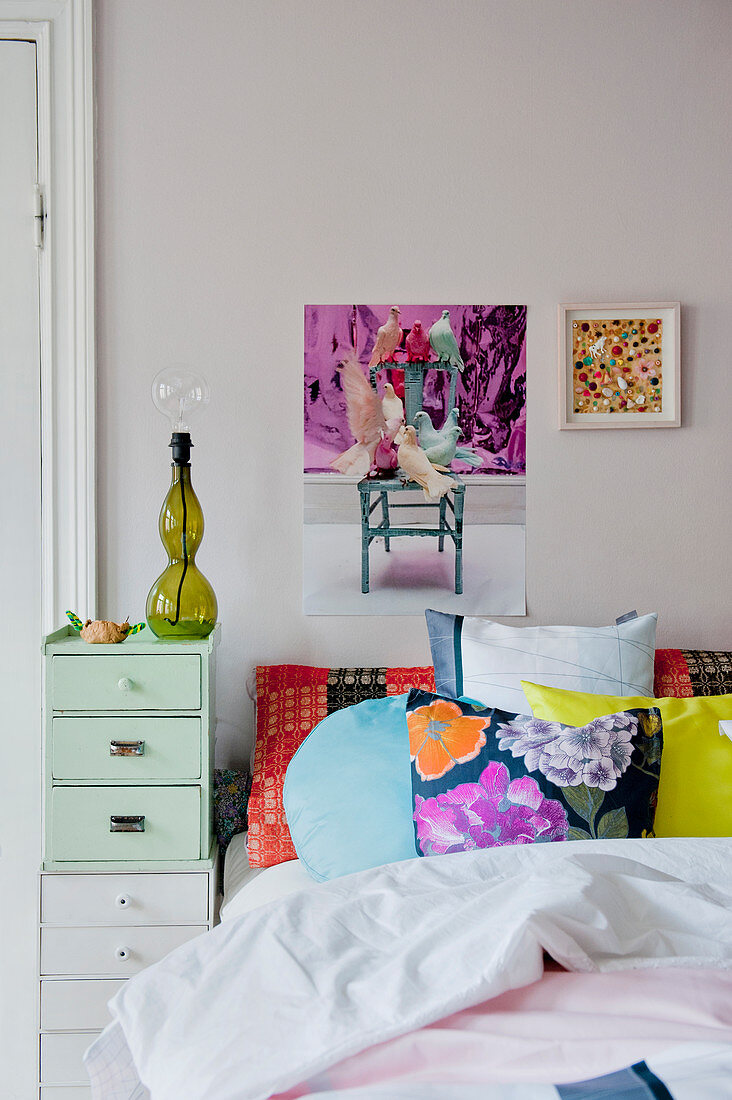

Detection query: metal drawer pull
xmin=117 ymin=677 xmax=134 ymax=692
xmin=110 ymin=815 xmax=145 ymax=832
xmin=109 ymin=740 xmax=145 ymax=757
xmin=115 ymin=946 xmax=131 ymax=961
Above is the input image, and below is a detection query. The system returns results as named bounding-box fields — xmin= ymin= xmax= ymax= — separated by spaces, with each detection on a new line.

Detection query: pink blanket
xmin=275 ymin=966 xmax=732 ymax=1096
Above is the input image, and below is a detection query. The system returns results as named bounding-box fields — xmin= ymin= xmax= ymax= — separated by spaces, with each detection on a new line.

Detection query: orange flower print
xmin=408 ymin=700 xmax=489 ymax=781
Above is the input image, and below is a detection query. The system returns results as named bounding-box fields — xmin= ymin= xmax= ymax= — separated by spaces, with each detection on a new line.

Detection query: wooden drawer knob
xmin=115 ymin=946 xmax=131 ymax=961
xmin=117 ymin=676 xmax=134 ymax=692
xmin=115 ymin=893 xmax=131 ymax=909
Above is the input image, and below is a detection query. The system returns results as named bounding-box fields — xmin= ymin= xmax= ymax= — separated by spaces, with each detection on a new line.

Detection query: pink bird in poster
xmin=405 ymin=320 xmax=431 ymax=362
xmin=372 ymin=425 xmax=400 ymax=473
xmin=368 ymin=306 xmax=402 ymax=367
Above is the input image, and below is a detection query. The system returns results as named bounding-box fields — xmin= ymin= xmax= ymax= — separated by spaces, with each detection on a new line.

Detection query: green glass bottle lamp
xmin=146 ymin=367 xmax=218 ymax=639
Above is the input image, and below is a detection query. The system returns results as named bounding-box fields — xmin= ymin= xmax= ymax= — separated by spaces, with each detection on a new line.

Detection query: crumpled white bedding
xmin=85 ymin=838 xmax=732 ymax=1100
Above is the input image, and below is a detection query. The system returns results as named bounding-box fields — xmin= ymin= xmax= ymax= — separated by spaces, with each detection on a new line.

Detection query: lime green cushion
xmin=522 ymin=681 xmax=732 ymax=837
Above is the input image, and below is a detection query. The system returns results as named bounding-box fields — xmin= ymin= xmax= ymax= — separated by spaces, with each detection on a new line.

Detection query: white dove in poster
xmin=329 ymin=442 xmax=372 ymax=477
xmin=381 ymin=382 xmax=404 ymax=422
xmin=330 ymin=355 xmax=389 ymax=476
xmin=368 ymin=306 xmax=402 ymax=367
xmin=397 ymin=425 xmax=457 ymax=503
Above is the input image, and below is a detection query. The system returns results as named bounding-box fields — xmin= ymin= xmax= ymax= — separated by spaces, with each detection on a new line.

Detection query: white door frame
xmin=0 ymin=0 xmax=95 ymax=629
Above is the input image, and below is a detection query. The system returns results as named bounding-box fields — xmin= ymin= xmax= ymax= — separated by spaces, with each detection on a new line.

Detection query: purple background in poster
xmin=304 ymin=305 xmax=526 ymax=475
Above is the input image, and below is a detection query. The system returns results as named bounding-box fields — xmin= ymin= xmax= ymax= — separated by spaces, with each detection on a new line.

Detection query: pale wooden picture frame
xmin=558 ymin=303 xmax=680 ymax=429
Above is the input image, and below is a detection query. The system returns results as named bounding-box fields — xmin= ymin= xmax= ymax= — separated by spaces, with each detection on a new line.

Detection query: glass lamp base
xmin=146 ymin=615 xmax=216 ymax=640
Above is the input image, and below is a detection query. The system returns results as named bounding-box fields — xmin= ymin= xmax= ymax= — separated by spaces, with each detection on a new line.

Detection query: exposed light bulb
xmin=151 ymin=367 xmax=210 ymax=432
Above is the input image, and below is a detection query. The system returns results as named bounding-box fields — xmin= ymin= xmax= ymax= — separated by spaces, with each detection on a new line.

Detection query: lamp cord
xmin=165 ymin=473 xmax=189 ymax=626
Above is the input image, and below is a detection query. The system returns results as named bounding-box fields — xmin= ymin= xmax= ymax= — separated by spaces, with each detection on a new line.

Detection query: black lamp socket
xmin=169 ymin=431 xmax=193 ymax=466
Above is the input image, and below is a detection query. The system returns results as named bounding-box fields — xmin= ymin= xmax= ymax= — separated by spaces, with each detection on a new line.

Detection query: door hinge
xmin=34 ymin=184 xmax=46 ymax=248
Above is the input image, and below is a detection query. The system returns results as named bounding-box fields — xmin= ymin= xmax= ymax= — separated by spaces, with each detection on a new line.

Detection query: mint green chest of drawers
xmin=42 ymin=625 xmax=219 ymax=867
xmin=39 ymin=625 xmax=220 ymax=1097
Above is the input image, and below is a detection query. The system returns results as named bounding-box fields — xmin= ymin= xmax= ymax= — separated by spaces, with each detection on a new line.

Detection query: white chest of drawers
xmin=39 ymin=626 xmax=221 ymax=1097
xmin=38 ymin=863 xmax=217 ymax=1093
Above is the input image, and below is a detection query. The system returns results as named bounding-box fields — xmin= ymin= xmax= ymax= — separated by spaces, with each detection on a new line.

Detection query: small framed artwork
xmin=558 ymin=303 xmax=680 ymax=429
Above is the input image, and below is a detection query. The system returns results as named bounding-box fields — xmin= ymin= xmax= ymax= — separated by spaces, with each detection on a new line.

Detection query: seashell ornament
xmin=66 ymin=610 xmax=145 ymax=644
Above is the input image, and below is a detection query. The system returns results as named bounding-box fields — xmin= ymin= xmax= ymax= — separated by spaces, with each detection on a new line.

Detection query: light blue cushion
xmin=282 ymin=693 xmax=417 ymax=882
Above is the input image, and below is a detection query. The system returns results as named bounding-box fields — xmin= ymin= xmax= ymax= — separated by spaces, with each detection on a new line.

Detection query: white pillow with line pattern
xmin=425 ymin=610 xmax=657 ymax=715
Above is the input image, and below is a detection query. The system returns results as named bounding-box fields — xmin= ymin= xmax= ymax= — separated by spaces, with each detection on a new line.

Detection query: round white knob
xmin=115 ymin=893 xmax=131 ymax=909
xmin=117 ymin=677 xmax=133 ymax=692
xmin=115 ymin=946 xmax=131 ymax=961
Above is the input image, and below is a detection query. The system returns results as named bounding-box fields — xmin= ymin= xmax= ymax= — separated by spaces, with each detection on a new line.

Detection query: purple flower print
xmin=540 ymin=749 xmax=585 ymax=788
xmin=496 ymin=712 xmax=641 ymax=790
xmin=496 ymin=718 xmax=564 ymax=772
xmin=582 ymin=758 xmax=619 ymax=791
xmin=414 ymin=760 xmax=569 ymax=856
xmin=557 ymin=719 xmax=611 ymax=762
xmin=606 ymin=726 xmax=634 ymax=774
xmin=611 ymin=713 xmax=638 ymax=730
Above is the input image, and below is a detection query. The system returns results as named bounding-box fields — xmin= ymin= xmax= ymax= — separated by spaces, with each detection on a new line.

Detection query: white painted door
xmin=0 ymin=39 xmax=43 ymax=1099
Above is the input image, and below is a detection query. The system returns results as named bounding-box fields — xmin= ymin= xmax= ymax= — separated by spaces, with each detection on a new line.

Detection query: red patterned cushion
xmin=654 ymin=648 xmax=732 ymax=698
xmin=247 ymin=665 xmax=435 ymax=868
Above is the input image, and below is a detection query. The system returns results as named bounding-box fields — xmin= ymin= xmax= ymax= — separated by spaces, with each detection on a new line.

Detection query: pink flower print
xmin=412 ymin=792 xmax=474 ymax=853
xmin=413 ymin=760 xmax=568 ymax=856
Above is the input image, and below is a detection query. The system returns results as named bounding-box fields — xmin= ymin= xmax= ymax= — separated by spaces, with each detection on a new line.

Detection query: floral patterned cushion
xmin=213 ymin=768 xmax=251 ymax=856
xmin=406 ymin=690 xmax=662 ymax=856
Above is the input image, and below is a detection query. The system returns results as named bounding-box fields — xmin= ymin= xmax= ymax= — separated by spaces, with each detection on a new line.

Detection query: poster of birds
xmin=303 ymin=305 xmax=527 ymax=617
xmin=305 ymin=305 xmax=526 ymax=474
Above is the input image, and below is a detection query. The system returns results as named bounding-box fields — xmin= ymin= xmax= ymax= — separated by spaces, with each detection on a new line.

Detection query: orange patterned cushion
xmin=247 ymin=664 xmax=434 ymax=867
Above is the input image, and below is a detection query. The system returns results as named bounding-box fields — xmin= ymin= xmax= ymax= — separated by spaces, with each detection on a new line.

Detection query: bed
xmin=86 ymin=835 xmax=732 ymax=1099
xmin=220 ymin=832 xmax=312 ymax=921
xmin=85 ymin=636 xmax=732 ymax=1098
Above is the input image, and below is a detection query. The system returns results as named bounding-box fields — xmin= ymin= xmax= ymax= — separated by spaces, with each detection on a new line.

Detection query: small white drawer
xmin=41 ymin=979 xmax=125 ymax=1031
xmin=40 ymin=1030 xmax=100 ymax=1085
xmin=42 ymin=872 xmax=209 ymax=925
xmin=41 ymin=924 xmax=207 ymax=977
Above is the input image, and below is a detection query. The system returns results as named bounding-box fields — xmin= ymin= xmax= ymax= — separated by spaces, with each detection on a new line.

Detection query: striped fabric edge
xmin=424 ymin=609 xmax=464 ymax=698
xmin=557 ymin=1059 xmax=673 ymax=1099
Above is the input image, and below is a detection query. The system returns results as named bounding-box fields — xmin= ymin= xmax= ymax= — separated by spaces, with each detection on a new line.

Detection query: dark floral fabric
xmin=406 ymin=690 xmax=662 ymax=857
xmin=213 ymin=768 xmax=251 ymax=856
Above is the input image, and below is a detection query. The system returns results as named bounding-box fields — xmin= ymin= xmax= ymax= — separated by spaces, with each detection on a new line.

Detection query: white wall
xmin=96 ymin=0 xmax=732 ymax=766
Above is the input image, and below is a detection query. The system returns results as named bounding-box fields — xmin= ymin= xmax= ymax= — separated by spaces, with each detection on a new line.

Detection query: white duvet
xmin=85 ymin=838 xmax=732 ymax=1100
